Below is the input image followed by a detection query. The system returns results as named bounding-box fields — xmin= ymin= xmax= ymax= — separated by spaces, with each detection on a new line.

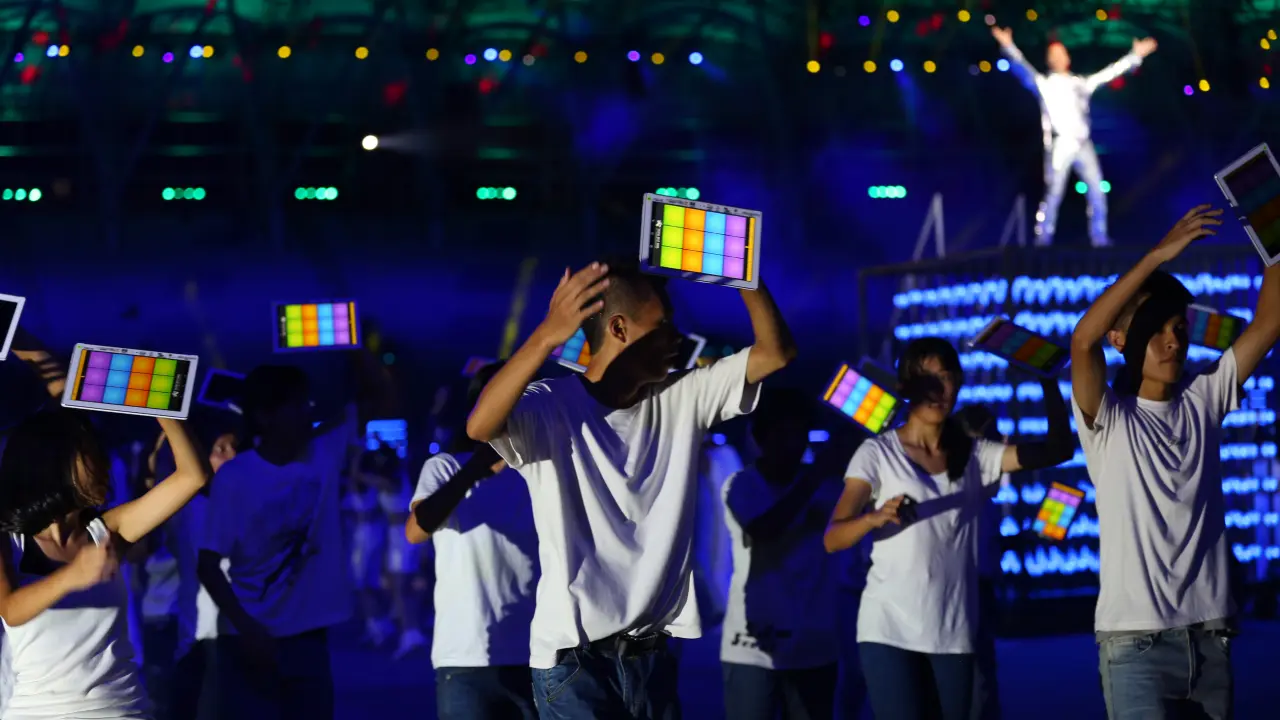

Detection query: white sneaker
xmin=393 ymin=629 xmax=427 ymax=660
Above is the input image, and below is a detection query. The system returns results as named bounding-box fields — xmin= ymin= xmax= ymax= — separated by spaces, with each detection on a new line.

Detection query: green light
xmin=1100 ymin=180 xmax=1111 ymax=193
xmin=163 ymin=188 xmax=175 ymax=200
xmin=327 ymin=188 xmax=339 ymax=200
xmin=28 ymin=188 xmax=41 ymax=202
xmin=193 ymin=188 xmax=206 ymax=201
xmin=685 ymin=187 xmax=700 ymax=200
xmin=1 ymin=189 xmax=12 ymax=201
xmin=14 ymin=189 xmax=26 ymax=201
xmin=1076 ymin=181 xmax=1110 ymax=195
xmin=868 ymin=185 xmax=907 ymax=199
xmin=476 ymin=187 xmax=488 ymax=199
xmin=295 ymin=188 xmax=306 ymax=200
xmin=501 ymin=187 xmax=517 ymax=200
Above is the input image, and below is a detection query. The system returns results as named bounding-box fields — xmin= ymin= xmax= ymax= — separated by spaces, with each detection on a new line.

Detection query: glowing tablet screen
xmin=639 ymin=194 xmax=762 ymax=290
xmin=822 ymin=363 xmax=899 ymax=434
xmin=1187 ymin=305 xmax=1245 ymax=351
xmin=63 ymin=344 xmax=199 ymax=419
xmin=273 ymin=301 xmax=361 ymax=352
xmin=1215 ymin=143 xmax=1280 ymax=266
xmin=970 ymin=317 xmax=1068 ymax=377
xmin=1034 ymin=482 xmax=1085 ymax=541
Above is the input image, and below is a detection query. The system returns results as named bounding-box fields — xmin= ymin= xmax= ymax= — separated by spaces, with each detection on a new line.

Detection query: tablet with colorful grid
xmin=1033 ymin=482 xmax=1085 ymax=541
xmin=63 ymin=344 xmax=199 ymax=419
xmin=639 ymin=194 xmax=762 ymax=290
xmin=0 ymin=293 xmax=25 ymax=361
xmin=822 ymin=362 xmax=899 ymax=434
xmin=273 ymin=301 xmax=361 ymax=352
xmin=969 ymin=317 xmax=1068 ymax=378
xmin=1187 ymin=304 xmax=1245 ymax=351
xmin=1215 ymin=143 xmax=1280 ymax=266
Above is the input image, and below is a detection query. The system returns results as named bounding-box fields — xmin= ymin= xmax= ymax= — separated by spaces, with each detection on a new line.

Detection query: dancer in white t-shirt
xmin=1069 ymin=205 xmax=1280 ymax=719
xmin=720 ymin=388 xmax=842 ymax=720
xmin=198 ymin=365 xmax=358 ymax=720
xmin=467 ymin=259 xmax=795 ymax=717
xmin=825 ymin=337 xmax=1073 ymax=720
xmin=406 ymin=361 xmax=539 ymax=720
xmin=0 ymin=327 xmax=211 ymax=720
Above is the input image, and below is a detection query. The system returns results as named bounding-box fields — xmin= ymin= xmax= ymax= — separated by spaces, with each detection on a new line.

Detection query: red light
xmin=931 ymin=13 xmax=944 ymax=30
xmin=1109 ymin=77 xmax=1125 ymax=89
xmin=1109 ymin=5 xmax=1121 ymax=19
xmin=1264 ymin=64 xmax=1272 ymax=76
xmin=383 ymin=80 xmax=407 ymax=106
xmin=530 ymin=43 xmax=546 ymax=57
xmin=478 ymin=77 xmax=496 ymax=93
xmin=32 ymin=31 xmax=48 ymax=44
xmin=20 ymin=66 xmax=39 ymax=85
xmin=819 ymin=32 xmax=833 ymax=50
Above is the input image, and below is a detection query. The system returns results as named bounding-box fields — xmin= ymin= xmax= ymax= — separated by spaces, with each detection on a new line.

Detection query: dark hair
xmin=241 ymin=365 xmax=309 ymax=443
xmin=751 ymin=387 xmax=814 ymax=448
xmin=0 ymin=408 xmax=110 ymax=535
xmin=579 ymin=257 xmax=669 ymax=351
xmin=1116 ymin=271 xmax=1194 ymax=395
xmin=896 ymin=337 xmax=971 ymax=481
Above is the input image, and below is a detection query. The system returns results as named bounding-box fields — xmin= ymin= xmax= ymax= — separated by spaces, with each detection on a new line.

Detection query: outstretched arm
xmin=1084 ymin=37 xmax=1156 ymax=94
xmin=1229 ymin=264 xmax=1280 ymax=382
xmin=104 ymin=419 xmax=212 ymax=543
xmin=992 ymin=27 xmax=1043 ymax=89
xmin=741 ymin=282 xmax=797 ymax=384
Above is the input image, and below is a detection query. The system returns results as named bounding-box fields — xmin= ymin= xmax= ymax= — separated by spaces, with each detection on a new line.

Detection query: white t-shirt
xmin=2 ymin=535 xmax=151 ymax=720
xmin=172 ymin=495 xmax=228 ymax=660
xmin=202 ymin=426 xmax=355 ymax=638
xmin=412 ymin=452 xmax=539 ymax=668
xmin=720 ymin=467 xmax=841 ymax=669
xmin=845 ymin=431 xmax=1006 ymax=654
xmin=491 ymin=347 xmax=760 ymax=669
xmin=1074 ymin=349 xmax=1240 ymax=634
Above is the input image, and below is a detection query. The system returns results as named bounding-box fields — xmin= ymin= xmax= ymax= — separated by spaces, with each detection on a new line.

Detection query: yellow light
xmin=132 ymin=45 xmax=144 ymax=58
xmin=958 ymin=10 xmax=971 ymax=23
xmin=355 ymin=46 xmax=369 ymax=60
xmin=1271 ymin=29 xmax=1278 ymax=41
xmin=652 ymin=52 xmax=665 ymax=65
xmin=1096 ymin=9 xmax=1107 ymax=21
xmin=1199 ymin=79 xmax=1210 ymax=92
xmin=1262 ymin=77 xmax=1272 ymax=89
xmin=1026 ymin=9 xmax=1038 ymax=21
xmin=864 ymin=60 xmax=876 ymax=73
xmin=806 ymin=60 xmax=820 ymax=74
xmin=979 ymin=60 xmax=992 ymax=73
xmin=58 ymin=45 xmax=69 ymax=57
xmin=426 ymin=48 xmax=439 ymax=61
xmin=574 ymin=51 xmax=587 ymax=63
xmin=887 ymin=10 xmax=900 ymax=23
xmin=924 ymin=60 xmax=937 ymax=73
xmin=202 ymin=45 xmax=214 ymax=58
xmin=498 ymin=49 xmax=512 ymax=62
xmin=278 ymin=46 xmax=292 ymax=59
xmin=1263 ymin=39 xmax=1272 ymax=50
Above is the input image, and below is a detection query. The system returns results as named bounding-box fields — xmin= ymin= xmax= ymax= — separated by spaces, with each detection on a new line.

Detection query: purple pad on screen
xmin=725 ymin=215 xmax=748 ymax=238
xmin=84 ymin=368 xmax=108 ymax=386
xmin=80 ymin=384 xmax=106 ymax=403
xmin=88 ymin=352 xmax=112 ymax=369
xmin=723 ymin=257 xmax=744 ymax=279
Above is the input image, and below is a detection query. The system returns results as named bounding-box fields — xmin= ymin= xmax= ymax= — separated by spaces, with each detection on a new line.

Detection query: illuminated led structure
xmin=862 ymin=250 xmax=1279 ymax=607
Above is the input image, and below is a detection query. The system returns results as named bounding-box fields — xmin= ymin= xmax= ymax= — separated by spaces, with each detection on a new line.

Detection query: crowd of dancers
xmin=0 ymin=201 xmax=1268 ymax=720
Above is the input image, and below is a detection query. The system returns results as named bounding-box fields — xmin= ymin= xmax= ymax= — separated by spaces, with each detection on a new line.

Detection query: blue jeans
xmin=531 ymin=643 xmax=680 ymax=719
xmin=722 ymin=662 xmax=838 ymax=720
xmin=437 ymin=666 xmax=536 ymax=720
xmin=859 ymin=643 xmax=975 ymax=720
xmin=1098 ymin=627 xmax=1233 ymax=719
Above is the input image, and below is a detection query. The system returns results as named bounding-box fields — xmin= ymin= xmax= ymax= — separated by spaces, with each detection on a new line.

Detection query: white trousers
xmin=1035 ymin=137 xmax=1108 ymax=246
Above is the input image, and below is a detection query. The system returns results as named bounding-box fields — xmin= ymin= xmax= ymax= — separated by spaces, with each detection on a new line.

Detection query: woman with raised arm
xmin=0 ymin=327 xmax=211 ymax=720
xmin=824 ymin=337 xmax=1073 ymax=720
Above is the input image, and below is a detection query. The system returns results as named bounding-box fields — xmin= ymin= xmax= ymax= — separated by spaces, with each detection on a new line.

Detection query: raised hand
xmin=991 ymin=27 xmax=1014 ymax=48
xmin=1132 ymin=37 xmax=1158 ymax=58
xmin=1148 ymin=205 xmax=1223 ymax=265
xmin=537 ymin=263 xmax=610 ymax=346
xmin=868 ymin=494 xmax=907 ymax=528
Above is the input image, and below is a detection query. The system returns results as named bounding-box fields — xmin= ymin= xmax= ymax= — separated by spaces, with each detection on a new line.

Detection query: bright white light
xmin=483 ymin=48 xmax=498 ymax=62
xmin=997 ymin=58 xmax=1010 ymax=72
xmin=45 ymin=45 xmax=57 ymax=58
xmin=190 ymin=46 xmax=203 ymax=59
xmin=890 ymin=58 xmax=904 ymax=72
xmin=362 ymin=135 xmax=378 ymax=151
xmin=689 ymin=51 xmax=703 ymax=65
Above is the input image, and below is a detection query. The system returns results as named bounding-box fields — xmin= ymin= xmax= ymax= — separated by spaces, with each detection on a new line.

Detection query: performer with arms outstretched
xmin=992 ymin=26 xmax=1157 ymax=247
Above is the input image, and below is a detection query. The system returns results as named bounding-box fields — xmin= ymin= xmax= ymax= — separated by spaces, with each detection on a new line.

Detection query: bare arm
xmin=823 ymin=479 xmax=902 ymax=553
xmin=741 ymin=283 xmax=797 ymax=385
xmin=8 ymin=328 xmax=67 ymax=398
xmin=1230 ymin=264 xmax=1280 ymax=381
xmin=467 ymin=264 xmax=609 ymax=442
xmin=104 ymin=419 xmax=211 ymax=543
xmin=0 ymin=537 xmax=115 ymax=627
xmin=1002 ymin=377 xmax=1074 ymax=472
xmin=1070 ymin=205 xmax=1223 ymax=423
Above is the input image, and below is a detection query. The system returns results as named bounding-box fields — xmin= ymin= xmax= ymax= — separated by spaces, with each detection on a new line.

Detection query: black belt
xmin=555 ymin=631 xmax=668 ymax=665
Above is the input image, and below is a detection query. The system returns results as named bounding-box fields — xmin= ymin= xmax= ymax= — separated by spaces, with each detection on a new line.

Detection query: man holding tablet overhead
xmin=1070 ymin=205 xmax=1280 ymax=718
xmin=467 ymin=258 xmax=795 ymax=717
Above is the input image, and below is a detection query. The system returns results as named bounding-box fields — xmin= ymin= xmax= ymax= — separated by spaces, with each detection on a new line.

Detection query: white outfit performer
xmin=999 ymin=40 xmax=1147 ymax=247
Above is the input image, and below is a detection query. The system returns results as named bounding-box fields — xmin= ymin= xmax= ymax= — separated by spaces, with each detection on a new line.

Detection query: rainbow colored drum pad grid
xmin=971 ymin=318 xmax=1067 ymax=376
xmin=1215 ymin=143 xmax=1280 ymax=262
xmin=553 ymin=328 xmax=592 ymax=372
xmin=1034 ymin=482 xmax=1085 ymax=541
xmin=639 ymin=194 xmax=762 ymax=290
xmin=823 ymin=363 xmax=898 ymax=434
xmin=63 ymin=344 xmax=198 ymax=419
xmin=274 ymin=301 xmax=360 ymax=352
xmin=1187 ymin=305 xmax=1244 ymax=351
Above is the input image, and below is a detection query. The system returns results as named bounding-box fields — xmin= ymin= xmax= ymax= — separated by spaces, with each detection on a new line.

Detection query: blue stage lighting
xmin=890 ymin=59 xmax=904 ymax=72
xmin=689 ymin=52 xmax=703 ymax=65
xmin=483 ymin=48 xmax=498 ymax=62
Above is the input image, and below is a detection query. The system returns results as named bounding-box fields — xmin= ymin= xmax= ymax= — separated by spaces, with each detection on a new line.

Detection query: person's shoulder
xmin=420 ymin=452 xmax=463 ymax=477
xmin=213 ymin=450 xmax=261 ymax=479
